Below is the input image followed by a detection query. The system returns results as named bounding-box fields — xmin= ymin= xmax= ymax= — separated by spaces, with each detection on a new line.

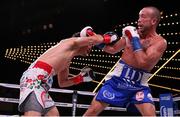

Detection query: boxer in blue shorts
xmin=83 ymin=6 xmax=167 ymax=116
xmin=96 ymin=60 xmax=153 ymax=108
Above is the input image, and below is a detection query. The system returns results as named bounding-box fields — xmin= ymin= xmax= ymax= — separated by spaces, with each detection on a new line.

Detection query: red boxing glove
xmin=80 ymin=26 xmax=94 ymax=37
xmin=80 ymin=26 xmax=119 ymax=44
xmin=122 ymin=26 xmax=142 ymax=52
xmin=103 ymin=31 xmax=119 ymax=44
xmin=72 ymin=66 xmax=95 ymax=84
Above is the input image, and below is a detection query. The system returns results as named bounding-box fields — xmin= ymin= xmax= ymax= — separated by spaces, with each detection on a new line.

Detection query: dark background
xmin=0 ymin=0 xmax=179 ymax=116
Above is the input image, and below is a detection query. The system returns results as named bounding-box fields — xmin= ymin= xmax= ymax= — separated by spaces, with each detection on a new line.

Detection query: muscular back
xmin=37 ymin=38 xmax=78 ymax=73
xmin=122 ymin=35 xmax=167 ymax=71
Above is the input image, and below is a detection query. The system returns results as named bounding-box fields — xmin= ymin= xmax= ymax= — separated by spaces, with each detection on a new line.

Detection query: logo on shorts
xmin=103 ymin=90 xmax=115 ymax=100
xmin=135 ymin=91 xmax=144 ymax=101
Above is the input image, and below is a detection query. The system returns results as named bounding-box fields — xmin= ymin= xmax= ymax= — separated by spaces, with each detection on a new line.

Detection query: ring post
xmin=72 ymin=90 xmax=78 ymax=117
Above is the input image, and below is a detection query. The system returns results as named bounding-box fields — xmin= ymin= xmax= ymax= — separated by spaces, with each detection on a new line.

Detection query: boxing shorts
xmin=96 ymin=60 xmax=154 ymax=108
xmin=18 ymin=60 xmax=55 ymax=112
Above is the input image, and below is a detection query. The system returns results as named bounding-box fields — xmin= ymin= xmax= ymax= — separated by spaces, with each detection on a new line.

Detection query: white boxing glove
xmin=122 ymin=26 xmax=142 ymax=52
xmin=72 ymin=66 xmax=96 ymax=84
xmin=72 ymin=26 xmax=93 ymax=37
xmin=80 ymin=26 xmax=94 ymax=37
xmin=80 ymin=66 xmax=96 ymax=82
xmin=122 ymin=26 xmax=139 ymax=40
xmin=103 ymin=31 xmax=119 ymax=44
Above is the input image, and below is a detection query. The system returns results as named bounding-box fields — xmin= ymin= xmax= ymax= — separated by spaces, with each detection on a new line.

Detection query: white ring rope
xmin=0 ymin=97 xmax=126 ymax=111
xmin=1 ymin=83 xmax=180 ymax=101
xmin=0 ymin=82 xmax=180 ymax=114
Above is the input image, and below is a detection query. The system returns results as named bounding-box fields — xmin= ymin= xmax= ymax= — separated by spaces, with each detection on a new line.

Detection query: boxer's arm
xmin=134 ymin=39 xmax=167 ymax=68
xmin=57 ymin=67 xmax=75 ymax=87
xmin=102 ymin=37 xmax=126 ymax=54
xmin=57 ymin=67 xmax=82 ymax=87
xmin=71 ymin=66 xmax=95 ymax=85
xmin=58 ymin=66 xmax=96 ymax=87
xmin=78 ymin=26 xmax=120 ymax=48
xmin=72 ymin=35 xmax=104 ymax=48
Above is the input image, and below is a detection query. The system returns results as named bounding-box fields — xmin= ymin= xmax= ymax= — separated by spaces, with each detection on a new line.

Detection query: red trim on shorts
xmin=33 ymin=61 xmax=52 ymax=74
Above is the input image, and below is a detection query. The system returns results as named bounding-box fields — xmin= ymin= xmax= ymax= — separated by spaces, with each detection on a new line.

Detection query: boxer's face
xmin=138 ymin=8 xmax=154 ymax=34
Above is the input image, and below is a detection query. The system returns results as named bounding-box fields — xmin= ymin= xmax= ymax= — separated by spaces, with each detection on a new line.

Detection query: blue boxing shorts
xmin=96 ymin=60 xmax=154 ymax=108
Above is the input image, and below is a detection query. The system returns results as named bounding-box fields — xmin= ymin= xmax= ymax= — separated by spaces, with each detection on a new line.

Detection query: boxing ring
xmin=1 ymin=10 xmax=179 ymax=116
xmin=1 ymin=49 xmax=180 ymax=116
xmin=1 ymin=48 xmax=180 ymax=116
xmin=0 ymin=82 xmax=180 ymax=116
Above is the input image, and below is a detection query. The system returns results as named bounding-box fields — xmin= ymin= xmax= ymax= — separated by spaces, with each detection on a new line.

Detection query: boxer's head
xmin=138 ymin=6 xmax=161 ymax=35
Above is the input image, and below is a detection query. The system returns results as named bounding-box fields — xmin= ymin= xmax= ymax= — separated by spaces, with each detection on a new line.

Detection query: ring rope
xmin=1 ymin=82 xmax=180 ymax=101
xmin=0 ymin=96 xmax=180 ymax=114
xmin=1 ymin=83 xmax=180 ymax=115
xmin=0 ymin=97 xmax=127 ymax=111
xmin=147 ymin=49 xmax=180 ymax=82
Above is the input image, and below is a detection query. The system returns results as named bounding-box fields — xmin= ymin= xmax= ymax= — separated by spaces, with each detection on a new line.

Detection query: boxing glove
xmin=103 ymin=31 xmax=119 ymax=44
xmin=72 ymin=66 xmax=96 ymax=84
xmin=96 ymin=31 xmax=119 ymax=49
xmin=80 ymin=26 xmax=119 ymax=44
xmin=80 ymin=26 xmax=94 ymax=37
xmin=122 ymin=26 xmax=142 ymax=52
xmin=72 ymin=26 xmax=93 ymax=37
xmin=80 ymin=26 xmax=120 ymax=49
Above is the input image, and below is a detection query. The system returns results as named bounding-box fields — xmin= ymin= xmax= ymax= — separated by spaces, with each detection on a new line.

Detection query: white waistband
xmin=105 ymin=62 xmax=152 ymax=86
